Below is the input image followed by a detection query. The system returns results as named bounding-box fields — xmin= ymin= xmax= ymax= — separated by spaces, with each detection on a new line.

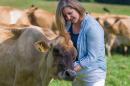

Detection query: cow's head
xmin=35 ymin=35 xmax=77 ymax=81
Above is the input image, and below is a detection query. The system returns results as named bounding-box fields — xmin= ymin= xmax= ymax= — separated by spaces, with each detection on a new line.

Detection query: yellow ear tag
xmin=38 ymin=43 xmax=46 ymax=52
xmin=35 ymin=42 xmax=48 ymax=52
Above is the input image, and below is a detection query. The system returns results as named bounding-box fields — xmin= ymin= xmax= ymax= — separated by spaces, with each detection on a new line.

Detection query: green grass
xmin=49 ymin=80 xmax=72 ymax=86
xmin=82 ymin=2 xmax=130 ymax=15
xmin=106 ymin=54 xmax=130 ymax=86
xmin=0 ymin=0 xmax=130 ymax=86
xmin=48 ymin=55 xmax=130 ymax=86
xmin=0 ymin=0 xmax=130 ymax=15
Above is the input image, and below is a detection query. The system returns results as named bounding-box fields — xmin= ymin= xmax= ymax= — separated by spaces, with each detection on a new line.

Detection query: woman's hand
xmin=74 ymin=64 xmax=81 ymax=72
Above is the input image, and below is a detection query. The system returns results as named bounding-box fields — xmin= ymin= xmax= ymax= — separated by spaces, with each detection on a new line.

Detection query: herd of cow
xmin=92 ymin=13 xmax=130 ymax=57
xmin=0 ymin=5 xmax=129 ymax=86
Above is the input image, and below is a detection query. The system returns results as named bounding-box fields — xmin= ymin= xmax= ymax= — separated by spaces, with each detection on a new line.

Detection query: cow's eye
xmin=53 ymin=47 xmax=59 ymax=53
xmin=53 ymin=47 xmax=60 ymax=56
xmin=63 ymin=54 xmax=68 ymax=57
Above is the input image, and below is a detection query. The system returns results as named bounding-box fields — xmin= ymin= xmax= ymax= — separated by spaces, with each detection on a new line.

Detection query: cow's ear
xmin=34 ymin=41 xmax=49 ymax=53
xmin=11 ymin=28 xmax=25 ymax=38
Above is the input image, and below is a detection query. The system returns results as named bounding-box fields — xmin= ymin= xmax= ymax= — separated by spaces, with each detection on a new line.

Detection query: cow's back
xmin=31 ymin=8 xmax=55 ymax=28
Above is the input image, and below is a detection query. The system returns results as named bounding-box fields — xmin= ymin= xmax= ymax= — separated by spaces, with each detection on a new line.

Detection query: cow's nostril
xmin=65 ymin=70 xmax=71 ymax=77
xmin=64 ymin=69 xmax=77 ymax=81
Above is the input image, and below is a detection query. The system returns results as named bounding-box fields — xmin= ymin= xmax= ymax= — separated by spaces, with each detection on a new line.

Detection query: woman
xmin=56 ymin=0 xmax=106 ymax=86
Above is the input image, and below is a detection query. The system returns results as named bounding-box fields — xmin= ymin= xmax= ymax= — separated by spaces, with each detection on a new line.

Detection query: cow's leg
xmin=106 ymin=34 xmax=116 ymax=57
xmin=123 ymin=45 xmax=128 ymax=56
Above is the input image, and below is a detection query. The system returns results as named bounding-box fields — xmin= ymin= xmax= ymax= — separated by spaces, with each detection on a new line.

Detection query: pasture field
xmin=0 ymin=0 xmax=130 ymax=15
xmin=0 ymin=0 xmax=130 ymax=86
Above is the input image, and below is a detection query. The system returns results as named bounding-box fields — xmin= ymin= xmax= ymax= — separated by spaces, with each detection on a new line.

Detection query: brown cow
xmin=97 ymin=15 xmax=130 ymax=56
xmin=27 ymin=5 xmax=60 ymax=35
xmin=0 ymin=5 xmax=58 ymax=34
xmin=0 ymin=23 xmax=77 ymax=86
xmin=28 ymin=6 xmax=55 ymax=28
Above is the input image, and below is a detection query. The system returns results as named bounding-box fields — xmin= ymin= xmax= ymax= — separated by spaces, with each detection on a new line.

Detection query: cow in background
xmin=0 ymin=5 xmax=58 ymax=34
xmin=28 ymin=5 xmax=55 ymax=28
xmin=96 ymin=14 xmax=130 ymax=57
xmin=27 ymin=5 xmax=60 ymax=35
xmin=0 ymin=5 xmax=37 ymax=29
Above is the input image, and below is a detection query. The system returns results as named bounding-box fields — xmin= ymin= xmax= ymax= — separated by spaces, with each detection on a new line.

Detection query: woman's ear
xmin=34 ymin=40 xmax=49 ymax=53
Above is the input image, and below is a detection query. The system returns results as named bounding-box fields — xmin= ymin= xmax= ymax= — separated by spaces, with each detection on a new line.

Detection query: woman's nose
xmin=66 ymin=15 xmax=71 ymax=21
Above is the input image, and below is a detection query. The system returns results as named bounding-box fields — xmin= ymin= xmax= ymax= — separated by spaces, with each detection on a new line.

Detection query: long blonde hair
xmin=56 ymin=0 xmax=85 ymax=42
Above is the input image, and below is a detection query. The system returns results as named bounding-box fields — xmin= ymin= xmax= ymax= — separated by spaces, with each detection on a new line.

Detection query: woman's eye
xmin=68 ymin=11 xmax=73 ymax=15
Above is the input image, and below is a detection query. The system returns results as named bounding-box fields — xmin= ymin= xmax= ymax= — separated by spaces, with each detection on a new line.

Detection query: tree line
xmin=45 ymin=0 xmax=130 ymax=5
xmin=88 ymin=0 xmax=130 ymax=5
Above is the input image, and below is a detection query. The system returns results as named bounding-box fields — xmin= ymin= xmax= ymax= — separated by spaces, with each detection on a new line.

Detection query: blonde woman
xmin=56 ymin=0 xmax=106 ymax=86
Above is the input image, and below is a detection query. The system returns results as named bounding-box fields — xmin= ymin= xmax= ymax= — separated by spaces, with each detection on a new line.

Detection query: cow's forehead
xmin=54 ymin=36 xmax=73 ymax=47
xmin=53 ymin=42 xmax=77 ymax=60
xmin=52 ymin=44 xmax=74 ymax=65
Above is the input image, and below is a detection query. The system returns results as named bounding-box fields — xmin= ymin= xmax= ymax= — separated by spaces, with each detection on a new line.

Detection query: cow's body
xmin=0 ymin=6 xmax=57 ymax=34
xmin=0 ymin=25 xmax=77 ymax=86
xmin=28 ymin=6 xmax=60 ymax=35
xmin=29 ymin=7 xmax=55 ymax=28
xmin=105 ymin=18 xmax=130 ymax=56
xmin=97 ymin=15 xmax=130 ymax=56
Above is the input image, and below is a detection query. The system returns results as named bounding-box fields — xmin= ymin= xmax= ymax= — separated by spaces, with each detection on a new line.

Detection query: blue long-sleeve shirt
xmin=67 ymin=14 xmax=106 ymax=72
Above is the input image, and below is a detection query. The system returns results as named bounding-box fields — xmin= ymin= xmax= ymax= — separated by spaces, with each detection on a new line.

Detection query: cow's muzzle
xmin=58 ymin=69 xmax=76 ymax=81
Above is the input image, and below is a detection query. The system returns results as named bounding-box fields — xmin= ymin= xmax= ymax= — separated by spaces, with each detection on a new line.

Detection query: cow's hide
xmin=0 ymin=26 xmax=77 ymax=86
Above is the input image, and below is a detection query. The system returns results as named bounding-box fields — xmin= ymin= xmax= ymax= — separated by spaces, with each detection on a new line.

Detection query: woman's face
xmin=62 ymin=7 xmax=80 ymax=24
